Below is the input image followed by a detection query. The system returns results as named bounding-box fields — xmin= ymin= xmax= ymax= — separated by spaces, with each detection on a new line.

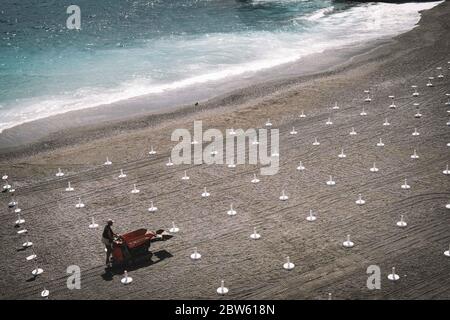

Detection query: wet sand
xmin=0 ymin=2 xmax=449 ymax=299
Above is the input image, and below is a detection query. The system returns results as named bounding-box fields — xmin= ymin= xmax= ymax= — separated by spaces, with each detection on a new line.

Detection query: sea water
xmin=0 ymin=0 xmax=442 ymax=132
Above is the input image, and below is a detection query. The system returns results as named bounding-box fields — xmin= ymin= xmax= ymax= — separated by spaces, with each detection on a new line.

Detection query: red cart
xmin=112 ymin=228 xmax=170 ymax=266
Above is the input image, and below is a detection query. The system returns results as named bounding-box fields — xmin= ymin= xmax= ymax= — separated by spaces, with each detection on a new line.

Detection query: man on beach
xmin=102 ymin=219 xmax=116 ymax=266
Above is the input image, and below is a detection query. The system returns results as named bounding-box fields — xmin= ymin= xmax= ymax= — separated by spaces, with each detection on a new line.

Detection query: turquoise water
xmin=0 ymin=0 xmax=441 ymax=131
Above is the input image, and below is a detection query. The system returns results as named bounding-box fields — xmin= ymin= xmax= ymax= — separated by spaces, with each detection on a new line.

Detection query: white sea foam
xmin=302 ymin=6 xmax=335 ymax=21
xmin=0 ymin=1 xmax=442 ymax=133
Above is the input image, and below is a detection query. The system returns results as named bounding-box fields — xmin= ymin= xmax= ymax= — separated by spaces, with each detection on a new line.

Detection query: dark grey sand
xmin=0 ymin=2 xmax=449 ymax=299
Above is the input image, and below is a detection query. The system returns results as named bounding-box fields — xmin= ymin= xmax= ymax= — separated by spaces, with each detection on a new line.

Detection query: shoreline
xmin=0 ymin=2 xmax=441 ymax=155
xmin=0 ymin=37 xmax=391 ymax=155
xmin=0 ymin=1 xmax=449 ymax=300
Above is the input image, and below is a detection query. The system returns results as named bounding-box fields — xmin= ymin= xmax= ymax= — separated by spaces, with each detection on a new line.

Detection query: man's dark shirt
xmin=103 ymin=225 xmax=114 ymax=241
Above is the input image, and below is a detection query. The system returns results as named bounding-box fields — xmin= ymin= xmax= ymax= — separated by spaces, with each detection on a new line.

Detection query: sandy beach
xmin=1 ymin=1 xmax=449 ymax=300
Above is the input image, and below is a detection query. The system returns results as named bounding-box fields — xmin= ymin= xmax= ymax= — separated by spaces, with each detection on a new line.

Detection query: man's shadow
xmin=101 ymin=249 xmax=173 ymax=281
